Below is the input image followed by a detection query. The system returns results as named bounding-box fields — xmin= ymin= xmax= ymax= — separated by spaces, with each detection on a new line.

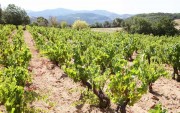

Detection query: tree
xmin=72 ymin=20 xmax=89 ymax=30
xmin=37 ymin=17 xmax=48 ymax=26
xmin=2 ymin=4 xmax=30 ymax=25
xmin=91 ymin=22 xmax=103 ymax=28
xmin=23 ymin=16 xmax=30 ymax=25
xmin=131 ymin=17 xmax=152 ymax=34
xmin=151 ymin=16 xmax=178 ymax=36
xmin=123 ymin=17 xmax=152 ymax=34
xmin=112 ymin=18 xmax=123 ymax=27
xmin=103 ymin=21 xmax=111 ymax=28
xmin=0 ymin=5 xmax=2 ymax=24
xmin=49 ymin=16 xmax=58 ymax=27
xmin=60 ymin=21 xmax=68 ymax=28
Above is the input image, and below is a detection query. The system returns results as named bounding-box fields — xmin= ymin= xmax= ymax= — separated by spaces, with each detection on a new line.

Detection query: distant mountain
xmin=57 ymin=13 xmax=111 ymax=24
xmin=118 ymin=14 xmax=134 ymax=19
xmin=28 ymin=8 xmax=75 ymax=17
xmin=74 ymin=10 xmax=121 ymax=19
xmin=27 ymin=8 xmax=134 ymax=24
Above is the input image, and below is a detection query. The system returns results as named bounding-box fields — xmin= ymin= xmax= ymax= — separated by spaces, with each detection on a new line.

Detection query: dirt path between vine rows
xmin=23 ymin=30 xmax=180 ymax=113
xmin=129 ymin=77 xmax=180 ymax=113
xmin=23 ymin=30 xmax=105 ymax=113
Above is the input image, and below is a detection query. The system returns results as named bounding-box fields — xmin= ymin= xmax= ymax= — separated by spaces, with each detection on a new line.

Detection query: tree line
xmin=90 ymin=18 xmax=123 ymax=28
xmin=0 ymin=4 xmax=179 ymax=36
xmin=31 ymin=17 xmax=124 ymax=28
xmin=122 ymin=15 xmax=179 ymax=36
xmin=135 ymin=13 xmax=180 ymax=20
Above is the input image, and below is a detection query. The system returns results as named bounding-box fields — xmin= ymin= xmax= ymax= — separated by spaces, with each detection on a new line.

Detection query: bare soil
xmin=1 ymin=31 xmax=179 ymax=113
xmin=23 ymin=31 xmax=102 ymax=113
xmin=128 ymin=77 xmax=180 ymax=113
xmin=91 ymin=28 xmax=123 ymax=33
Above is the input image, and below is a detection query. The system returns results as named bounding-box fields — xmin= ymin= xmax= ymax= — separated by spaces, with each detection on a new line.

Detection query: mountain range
xmin=28 ymin=8 xmax=134 ymax=24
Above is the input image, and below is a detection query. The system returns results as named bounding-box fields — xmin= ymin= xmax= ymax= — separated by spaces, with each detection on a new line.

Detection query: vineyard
xmin=0 ymin=25 xmax=32 ymax=112
xmin=0 ymin=25 xmax=180 ymax=113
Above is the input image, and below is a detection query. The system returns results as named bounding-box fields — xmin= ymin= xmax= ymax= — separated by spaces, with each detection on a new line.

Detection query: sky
xmin=0 ymin=0 xmax=180 ymax=14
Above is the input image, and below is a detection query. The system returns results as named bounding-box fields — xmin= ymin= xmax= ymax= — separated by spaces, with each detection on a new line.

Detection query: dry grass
xmin=91 ymin=27 xmax=123 ymax=33
xmin=174 ymin=19 xmax=180 ymax=30
xmin=174 ymin=19 xmax=180 ymax=25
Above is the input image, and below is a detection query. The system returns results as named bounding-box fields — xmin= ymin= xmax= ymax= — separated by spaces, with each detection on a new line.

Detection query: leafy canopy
xmin=2 ymin=4 xmax=30 ymax=25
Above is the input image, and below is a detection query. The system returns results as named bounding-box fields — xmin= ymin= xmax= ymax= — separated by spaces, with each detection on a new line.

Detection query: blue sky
xmin=0 ymin=0 xmax=179 ymax=14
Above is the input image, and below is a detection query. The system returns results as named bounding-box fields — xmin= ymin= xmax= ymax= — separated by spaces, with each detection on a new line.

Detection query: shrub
xmin=60 ymin=21 xmax=68 ymax=28
xmin=72 ymin=20 xmax=89 ymax=30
